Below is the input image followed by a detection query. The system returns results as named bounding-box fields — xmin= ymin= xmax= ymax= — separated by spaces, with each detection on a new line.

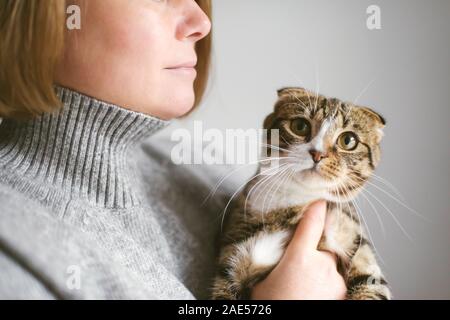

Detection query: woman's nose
xmin=177 ymin=1 xmax=211 ymax=42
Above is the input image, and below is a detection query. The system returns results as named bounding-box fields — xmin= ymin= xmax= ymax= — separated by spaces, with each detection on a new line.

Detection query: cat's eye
xmin=337 ymin=132 xmax=359 ymax=151
xmin=290 ymin=118 xmax=311 ymax=137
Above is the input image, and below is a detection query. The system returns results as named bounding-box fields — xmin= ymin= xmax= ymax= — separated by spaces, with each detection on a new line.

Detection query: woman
xmin=0 ymin=0 xmax=345 ymax=299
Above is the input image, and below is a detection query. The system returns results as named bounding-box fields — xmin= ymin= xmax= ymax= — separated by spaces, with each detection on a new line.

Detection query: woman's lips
xmin=166 ymin=60 xmax=197 ymax=69
xmin=165 ymin=67 xmax=197 ymax=77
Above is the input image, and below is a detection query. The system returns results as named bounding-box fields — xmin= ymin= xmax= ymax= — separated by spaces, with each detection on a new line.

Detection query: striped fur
xmin=211 ymin=87 xmax=391 ymax=300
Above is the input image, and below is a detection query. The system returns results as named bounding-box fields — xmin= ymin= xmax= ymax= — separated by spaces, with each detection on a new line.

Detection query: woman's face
xmin=55 ymin=0 xmax=211 ymax=120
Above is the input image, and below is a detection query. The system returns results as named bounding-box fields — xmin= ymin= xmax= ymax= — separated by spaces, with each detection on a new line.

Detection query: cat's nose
xmin=309 ymin=149 xmax=328 ymax=163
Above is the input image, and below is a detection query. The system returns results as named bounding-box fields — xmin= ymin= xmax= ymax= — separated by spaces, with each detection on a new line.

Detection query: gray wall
xmin=157 ymin=0 xmax=450 ymax=299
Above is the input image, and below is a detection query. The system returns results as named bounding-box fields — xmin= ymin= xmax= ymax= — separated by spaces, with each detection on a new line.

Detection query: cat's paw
xmin=346 ymin=283 xmax=392 ymax=300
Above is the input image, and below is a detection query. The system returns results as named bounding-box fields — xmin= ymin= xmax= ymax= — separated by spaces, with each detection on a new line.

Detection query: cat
xmin=211 ymin=87 xmax=392 ymax=300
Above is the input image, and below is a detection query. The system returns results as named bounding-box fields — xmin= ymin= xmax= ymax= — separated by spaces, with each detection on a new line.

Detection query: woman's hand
xmin=251 ymin=200 xmax=347 ymax=300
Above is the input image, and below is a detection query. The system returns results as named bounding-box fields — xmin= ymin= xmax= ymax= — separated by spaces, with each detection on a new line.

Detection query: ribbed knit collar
xmin=0 ymin=86 xmax=170 ymax=209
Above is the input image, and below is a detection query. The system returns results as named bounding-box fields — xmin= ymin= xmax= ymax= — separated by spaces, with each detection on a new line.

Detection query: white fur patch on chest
xmin=250 ymin=230 xmax=292 ymax=268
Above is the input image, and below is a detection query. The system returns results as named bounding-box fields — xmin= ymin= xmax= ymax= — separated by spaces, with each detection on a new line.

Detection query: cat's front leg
xmin=211 ymin=230 xmax=291 ymax=299
xmin=345 ymin=239 xmax=392 ymax=300
xmin=320 ymin=202 xmax=392 ymax=300
xmin=211 ymin=262 xmax=272 ymax=300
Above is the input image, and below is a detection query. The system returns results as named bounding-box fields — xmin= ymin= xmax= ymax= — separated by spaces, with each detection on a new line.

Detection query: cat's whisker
xmin=244 ymin=177 xmax=269 ymax=224
xmin=313 ymin=62 xmax=320 ymax=115
xmin=288 ymin=71 xmax=314 ymax=111
xmin=331 ymin=183 xmax=347 ymax=226
xmin=334 ymin=181 xmax=365 ymax=261
xmin=361 ymin=186 xmax=415 ymax=243
xmin=256 ymin=164 xmax=293 ymax=229
xmin=367 ymin=172 xmax=406 ymax=202
xmin=242 ymin=163 xmax=292 ymax=223
xmin=279 ymin=134 xmax=292 ymax=148
xmin=262 ymin=164 xmax=295 ymax=216
xmin=358 ymin=188 xmax=387 ymax=239
xmin=292 ymin=97 xmax=310 ymax=111
xmin=330 ymin=182 xmax=343 ymax=223
xmin=354 ymin=196 xmax=387 ymax=267
xmin=219 ymin=163 xmax=290 ymax=232
xmin=281 ymin=166 xmax=296 ymax=203
xmin=340 ymin=175 xmax=388 ymax=238
xmin=333 ymin=183 xmax=345 ymax=238
xmin=260 ymin=143 xmax=295 ymax=154
xmin=335 ymin=102 xmax=342 ymax=120
xmin=247 ymin=174 xmax=275 ymax=229
xmin=293 ymin=95 xmax=310 ymax=110
xmin=346 ymin=177 xmax=414 ymax=242
xmin=254 ymin=166 xmax=283 ymax=213
xmin=353 ymin=77 xmax=377 ymax=106
xmin=360 ymin=189 xmax=387 ymax=239
xmin=277 ymin=166 xmax=296 ymax=209
xmin=252 ymin=165 xmax=292 ymax=230
xmin=201 ymin=156 xmax=297 ymax=206
xmin=348 ymin=173 xmax=428 ymax=222
xmin=347 ymin=172 xmax=403 ymax=201
xmin=345 ymin=184 xmax=386 ymax=266
xmin=345 ymin=77 xmax=376 ymax=120
xmin=257 ymin=164 xmax=295 ymax=227
xmin=260 ymin=166 xmax=290 ymax=216
xmin=334 ymin=179 xmax=386 ymax=266
xmin=342 ymin=200 xmax=361 ymax=273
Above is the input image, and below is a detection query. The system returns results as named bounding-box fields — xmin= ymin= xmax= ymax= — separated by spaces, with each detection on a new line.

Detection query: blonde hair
xmin=0 ymin=0 xmax=212 ymax=120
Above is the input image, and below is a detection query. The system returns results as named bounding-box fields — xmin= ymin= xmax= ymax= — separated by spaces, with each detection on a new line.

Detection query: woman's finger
xmin=286 ymin=200 xmax=327 ymax=256
xmin=319 ymin=249 xmax=339 ymax=264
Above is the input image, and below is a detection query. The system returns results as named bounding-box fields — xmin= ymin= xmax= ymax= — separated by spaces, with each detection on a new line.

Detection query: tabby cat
xmin=211 ymin=87 xmax=392 ymax=300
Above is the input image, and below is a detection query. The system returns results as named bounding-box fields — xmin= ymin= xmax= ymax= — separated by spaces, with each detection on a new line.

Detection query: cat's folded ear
xmin=360 ymin=107 xmax=386 ymax=143
xmin=360 ymin=107 xmax=386 ymax=127
xmin=277 ymin=87 xmax=309 ymax=98
xmin=263 ymin=112 xmax=276 ymax=129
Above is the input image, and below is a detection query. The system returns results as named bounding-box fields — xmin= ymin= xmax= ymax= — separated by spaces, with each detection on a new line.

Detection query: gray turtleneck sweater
xmin=0 ymin=87 xmax=224 ymax=299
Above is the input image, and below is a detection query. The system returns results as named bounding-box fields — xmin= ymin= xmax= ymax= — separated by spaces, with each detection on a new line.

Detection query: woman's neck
xmin=0 ymin=86 xmax=170 ymax=209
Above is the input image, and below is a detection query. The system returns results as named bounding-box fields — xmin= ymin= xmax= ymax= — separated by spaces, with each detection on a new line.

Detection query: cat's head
xmin=263 ymin=87 xmax=386 ymax=202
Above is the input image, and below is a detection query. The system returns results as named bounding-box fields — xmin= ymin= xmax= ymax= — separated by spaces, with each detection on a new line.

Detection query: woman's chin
xmin=140 ymin=88 xmax=195 ymax=120
xmin=162 ymin=92 xmax=196 ymax=119
xmin=151 ymin=103 xmax=193 ymax=121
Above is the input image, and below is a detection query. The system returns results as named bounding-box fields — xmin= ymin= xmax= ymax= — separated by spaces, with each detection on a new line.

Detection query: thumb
xmin=286 ymin=200 xmax=327 ymax=256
